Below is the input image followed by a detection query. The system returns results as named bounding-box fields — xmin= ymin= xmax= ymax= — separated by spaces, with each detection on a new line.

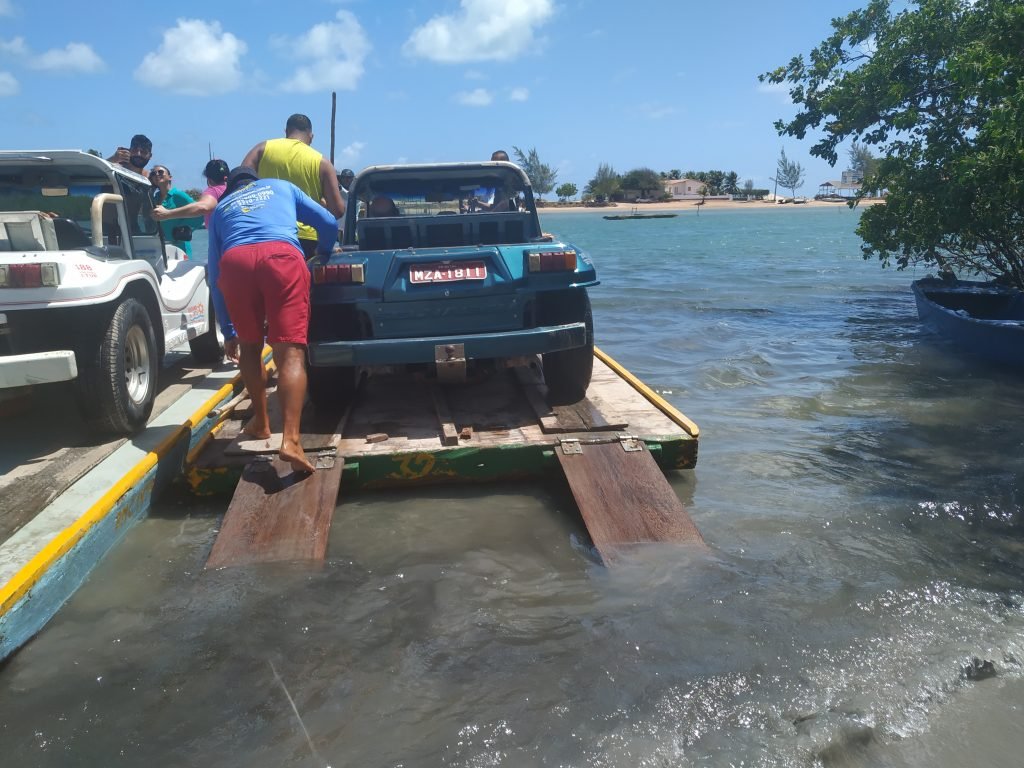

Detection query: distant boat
xmin=912 ymin=277 xmax=1024 ymax=368
xmin=603 ymin=210 xmax=678 ymax=220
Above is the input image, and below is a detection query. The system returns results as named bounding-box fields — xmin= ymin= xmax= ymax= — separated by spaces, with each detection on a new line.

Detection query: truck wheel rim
xmin=124 ymin=325 xmax=151 ymax=404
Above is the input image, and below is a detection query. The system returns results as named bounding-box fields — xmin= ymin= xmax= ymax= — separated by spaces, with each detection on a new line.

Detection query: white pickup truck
xmin=0 ymin=150 xmax=221 ymax=433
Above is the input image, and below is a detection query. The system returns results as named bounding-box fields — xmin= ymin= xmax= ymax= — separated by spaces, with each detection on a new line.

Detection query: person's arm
xmin=152 ymin=193 xmax=218 ymax=222
xmin=165 ymin=189 xmax=204 ymax=228
xmin=240 ymin=141 xmax=265 ymax=172
xmin=108 ymin=147 xmax=130 ymax=166
xmin=318 ymin=157 xmax=346 ymax=218
xmin=293 ymin=186 xmax=339 ymax=255
xmin=205 ymin=215 xmax=236 ymax=344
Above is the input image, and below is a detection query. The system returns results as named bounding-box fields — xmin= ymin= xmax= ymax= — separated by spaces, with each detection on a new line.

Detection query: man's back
xmin=258 ymin=139 xmax=324 ymax=241
xmin=210 ymin=178 xmax=335 ymax=255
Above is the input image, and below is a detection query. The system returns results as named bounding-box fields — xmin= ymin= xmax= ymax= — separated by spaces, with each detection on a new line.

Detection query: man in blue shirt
xmin=208 ymin=166 xmax=338 ymax=474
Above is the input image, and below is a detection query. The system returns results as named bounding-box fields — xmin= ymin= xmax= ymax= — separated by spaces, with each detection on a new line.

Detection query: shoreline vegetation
xmin=536 ymin=197 xmax=885 ymax=214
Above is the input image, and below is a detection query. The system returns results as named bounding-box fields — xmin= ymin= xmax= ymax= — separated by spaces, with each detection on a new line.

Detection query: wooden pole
xmin=330 ymin=91 xmax=337 ymax=164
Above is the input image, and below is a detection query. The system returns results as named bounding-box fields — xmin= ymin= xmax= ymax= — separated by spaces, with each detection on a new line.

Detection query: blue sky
xmin=0 ymin=0 xmax=869 ymax=193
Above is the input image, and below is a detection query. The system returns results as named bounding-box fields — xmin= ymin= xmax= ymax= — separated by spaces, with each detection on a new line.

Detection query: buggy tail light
xmin=0 ymin=262 xmax=60 ymax=288
xmin=313 ymin=263 xmax=365 ymax=284
xmin=528 ymin=250 xmax=577 ymax=273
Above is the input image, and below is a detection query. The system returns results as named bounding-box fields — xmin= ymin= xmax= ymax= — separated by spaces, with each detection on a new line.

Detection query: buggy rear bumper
xmin=308 ymin=321 xmax=587 ymax=367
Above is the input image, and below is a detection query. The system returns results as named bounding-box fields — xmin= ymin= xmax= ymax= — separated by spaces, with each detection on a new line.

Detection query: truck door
xmin=116 ymin=176 xmax=165 ymax=272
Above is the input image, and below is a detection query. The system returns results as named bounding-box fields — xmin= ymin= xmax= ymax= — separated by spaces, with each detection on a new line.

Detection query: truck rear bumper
xmin=308 ymin=322 xmax=587 ymax=367
xmin=0 ymin=350 xmax=78 ymax=388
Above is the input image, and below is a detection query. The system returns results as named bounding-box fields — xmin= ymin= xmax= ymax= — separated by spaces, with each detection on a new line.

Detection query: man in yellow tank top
xmin=241 ymin=114 xmax=347 ymax=259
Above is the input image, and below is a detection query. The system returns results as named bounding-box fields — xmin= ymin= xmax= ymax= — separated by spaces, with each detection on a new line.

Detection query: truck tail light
xmin=313 ymin=263 xmax=365 ymax=285
xmin=0 ymin=263 xmax=60 ymax=288
xmin=528 ymin=250 xmax=577 ymax=272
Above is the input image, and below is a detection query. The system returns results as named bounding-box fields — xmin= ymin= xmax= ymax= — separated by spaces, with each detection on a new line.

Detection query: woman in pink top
xmin=152 ymin=159 xmax=230 ymax=255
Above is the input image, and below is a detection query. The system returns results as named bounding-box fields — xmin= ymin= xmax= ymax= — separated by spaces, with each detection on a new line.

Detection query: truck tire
xmin=307 ymin=364 xmax=361 ymax=412
xmin=77 ymin=298 xmax=159 ymax=434
xmin=541 ymin=290 xmax=594 ymax=405
xmin=189 ymin=302 xmax=223 ymax=364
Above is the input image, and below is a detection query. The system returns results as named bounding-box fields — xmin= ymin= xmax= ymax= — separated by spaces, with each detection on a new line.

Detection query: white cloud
xmin=135 ymin=19 xmax=247 ymax=96
xmin=404 ymin=0 xmax=554 ymax=63
xmin=0 ymin=71 xmax=17 ymax=96
xmin=0 ymin=37 xmax=27 ymax=56
xmin=456 ymin=87 xmax=493 ymax=106
xmin=0 ymin=0 xmax=13 ymax=16
xmin=29 ymin=43 xmax=104 ymax=73
xmin=757 ymin=80 xmax=788 ymax=95
xmin=509 ymin=86 xmax=529 ymax=101
xmin=277 ymin=10 xmax=370 ymax=93
xmin=340 ymin=141 xmax=365 ymax=162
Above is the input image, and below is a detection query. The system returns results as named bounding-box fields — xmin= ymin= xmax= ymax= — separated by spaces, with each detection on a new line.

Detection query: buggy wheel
xmin=77 ymin=298 xmax=159 ymax=434
xmin=541 ymin=290 xmax=594 ymax=405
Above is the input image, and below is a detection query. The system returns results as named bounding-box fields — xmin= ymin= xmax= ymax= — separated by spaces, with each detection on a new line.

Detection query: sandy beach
xmin=537 ymin=197 xmax=883 ymax=214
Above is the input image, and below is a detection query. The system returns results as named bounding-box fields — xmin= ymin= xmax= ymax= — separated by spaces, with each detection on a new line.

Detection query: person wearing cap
xmin=337 ymin=168 xmax=354 ymax=204
xmin=108 ymin=134 xmax=153 ymax=175
xmin=207 ymin=166 xmax=338 ymax=474
xmin=240 ymin=113 xmax=346 ymax=260
xmin=153 ymin=158 xmax=230 ymax=232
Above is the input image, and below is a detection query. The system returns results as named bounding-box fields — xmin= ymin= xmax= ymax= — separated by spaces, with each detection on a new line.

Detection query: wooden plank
xmin=205 ymin=453 xmax=344 ymax=568
xmin=206 ymin=410 xmax=351 ymax=568
xmin=513 ymin=365 xmax=563 ymax=432
xmin=429 ymin=384 xmax=460 ymax=446
xmin=514 ymin=362 xmax=628 ymax=433
xmin=569 ymin=398 xmax=628 ymax=431
xmin=225 ymin=390 xmax=347 ymax=455
xmin=556 ymin=440 xmax=703 ymax=562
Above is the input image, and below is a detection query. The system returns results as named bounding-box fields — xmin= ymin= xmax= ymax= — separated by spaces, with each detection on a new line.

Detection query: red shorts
xmin=217 ymin=241 xmax=310 ymax=345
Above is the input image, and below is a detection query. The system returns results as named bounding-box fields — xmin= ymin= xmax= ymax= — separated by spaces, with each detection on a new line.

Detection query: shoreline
xmin=537 ymin=198 xmax=883 ymax=214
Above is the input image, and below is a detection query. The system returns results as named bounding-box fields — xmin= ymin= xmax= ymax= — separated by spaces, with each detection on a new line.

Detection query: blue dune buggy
xmin=306 ymin=161 xmax=598 ymax=406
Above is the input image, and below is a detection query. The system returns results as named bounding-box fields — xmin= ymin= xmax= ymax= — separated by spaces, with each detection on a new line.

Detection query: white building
xmin=663 ymin=178 xmax=729 ymax=200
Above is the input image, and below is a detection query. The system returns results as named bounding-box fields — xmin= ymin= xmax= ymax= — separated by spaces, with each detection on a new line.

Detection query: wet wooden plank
xmin=556 ymin=440 xmax=703 ymax=562
xmin=205 ymin=453 xmax=344 ymax=568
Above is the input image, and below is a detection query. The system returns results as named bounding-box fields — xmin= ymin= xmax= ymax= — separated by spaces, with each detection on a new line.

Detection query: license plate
xmin=409 ymin=261 xmax=487 ymax=284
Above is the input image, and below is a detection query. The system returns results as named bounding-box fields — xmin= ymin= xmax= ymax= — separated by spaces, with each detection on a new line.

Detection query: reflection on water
xmin=3 ymin=208 xmax=1024 ymax=766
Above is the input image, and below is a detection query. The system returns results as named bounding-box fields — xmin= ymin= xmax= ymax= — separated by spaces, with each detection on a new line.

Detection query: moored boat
xmin=911 ymin=277 xmax=1024 ymax=367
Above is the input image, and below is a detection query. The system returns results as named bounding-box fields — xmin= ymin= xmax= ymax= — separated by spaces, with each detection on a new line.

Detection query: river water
xmin=4 ymin=206 xmax=1024 ymax=767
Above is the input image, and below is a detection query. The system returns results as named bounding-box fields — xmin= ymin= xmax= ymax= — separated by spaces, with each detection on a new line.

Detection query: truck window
xmin=117 ymin=177 xmax=159 ymax=237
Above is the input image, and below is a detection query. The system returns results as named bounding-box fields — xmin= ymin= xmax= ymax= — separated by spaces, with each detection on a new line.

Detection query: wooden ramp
xmin=205 ymin=396 xmax=349 ymax=569
xmin=556 ymin=437 xmax=704 ymax=562
xmin=205 ymin=454 xmax=343 ymax=568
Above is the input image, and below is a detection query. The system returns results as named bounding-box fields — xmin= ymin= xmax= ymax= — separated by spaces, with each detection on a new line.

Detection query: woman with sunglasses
xmin=152 ymin=160 xmax=230 ymax=261
xmin=149 ymin=165 xmax=202 ymax=258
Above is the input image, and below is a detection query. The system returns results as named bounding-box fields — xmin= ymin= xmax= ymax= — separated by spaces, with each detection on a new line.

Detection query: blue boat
xmin=911 ymin=277 xmax=1024 ymax=368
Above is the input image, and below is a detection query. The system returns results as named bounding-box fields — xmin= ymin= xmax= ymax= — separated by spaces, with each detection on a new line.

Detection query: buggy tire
xmin=189 ymin=302 xmax=223 ymax=364
xmin=307 ymin=364 xmax=361 ymax=413
xmin=77 ymin=298 xmax=159 ymax=434
xmin=542 ymin=290 xmax=594 ymax=405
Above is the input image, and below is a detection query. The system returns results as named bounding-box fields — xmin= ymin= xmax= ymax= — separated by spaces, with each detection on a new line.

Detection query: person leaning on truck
xmin=206 ymin=166 xmax=339 ymax=475
xmin=240 ymin=113 xmax=346 ymax=260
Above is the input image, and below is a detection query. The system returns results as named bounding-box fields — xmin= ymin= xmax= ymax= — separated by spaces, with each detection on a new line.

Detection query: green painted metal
xmin=184 ymin=434 xmax=697 ymax=496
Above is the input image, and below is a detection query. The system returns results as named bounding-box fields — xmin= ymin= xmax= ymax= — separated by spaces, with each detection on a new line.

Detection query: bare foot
xmin=280 ymin=440 xmax=316 ymax=474
xmin=242 ymin=417 xmax=272 ymax=440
